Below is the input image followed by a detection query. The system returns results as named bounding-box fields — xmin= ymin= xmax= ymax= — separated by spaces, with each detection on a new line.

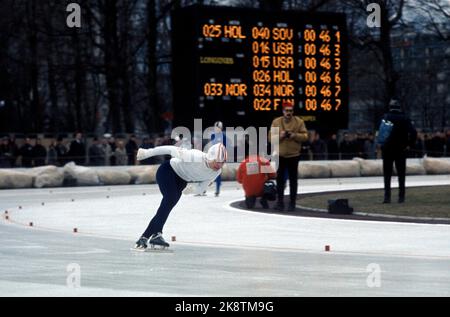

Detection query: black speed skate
xmin=134 ymin=236 xmax=148 ymax=251
xmin=149 ymin=232 xmax=170 ymax=249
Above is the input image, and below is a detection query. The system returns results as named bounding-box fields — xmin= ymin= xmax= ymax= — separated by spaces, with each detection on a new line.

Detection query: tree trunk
xmin=27 ymin=0 xmax=41 ymax=132
xmin=379 ymin=4 xmax=398 ymax=108
xmin=147 ymin=0 xmax=160 ymax=133
xmin=103 ymin=1 xmax=122 ymax=133
xmin=71 ymin=30 xmax=84 ymax=132
xmin=119 ymin=6 xmax=134 ymax=133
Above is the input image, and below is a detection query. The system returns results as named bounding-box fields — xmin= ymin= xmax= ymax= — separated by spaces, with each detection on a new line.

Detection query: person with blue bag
xmin=378 ymin=99 xmax=417 ymax=204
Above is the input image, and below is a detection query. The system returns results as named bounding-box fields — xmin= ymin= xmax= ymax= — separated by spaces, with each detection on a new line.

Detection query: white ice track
xmin=1 ymin=175 xmax=450 ymax=296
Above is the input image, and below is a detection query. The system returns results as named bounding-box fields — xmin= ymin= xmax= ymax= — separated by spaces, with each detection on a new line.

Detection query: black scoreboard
xmin=172 ymin=5 xmax=348 ymax=131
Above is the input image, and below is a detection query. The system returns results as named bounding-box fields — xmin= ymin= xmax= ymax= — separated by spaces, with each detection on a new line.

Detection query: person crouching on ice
xmin=237 ymin=155 xmax=277 ymax=209
xmin=134 ymin=143 xmax=227 ymax=250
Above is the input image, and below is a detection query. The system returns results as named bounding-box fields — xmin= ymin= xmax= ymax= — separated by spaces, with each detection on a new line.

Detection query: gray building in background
xmin=347 ymin=26 xmax=449 ymax=133
xmin=393 ymin=28 xmax=450 ymax=131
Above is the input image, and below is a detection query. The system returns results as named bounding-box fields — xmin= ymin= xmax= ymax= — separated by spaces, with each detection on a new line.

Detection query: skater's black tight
xmin=142 ymin=161 xmax=187 ymax=238
xmin=276 ymin=156 xmax=299 ymax=205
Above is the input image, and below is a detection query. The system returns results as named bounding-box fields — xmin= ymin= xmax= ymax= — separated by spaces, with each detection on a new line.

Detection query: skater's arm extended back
xmin=137 ymin=146 xmax=206 ymax=162
xmin=136 ymin=145 xmax=182 ymax=161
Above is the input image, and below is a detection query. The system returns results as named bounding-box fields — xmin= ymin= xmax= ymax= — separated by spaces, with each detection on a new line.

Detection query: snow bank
xmin=30 ymin=166 xmax=64 ymax=188
xmin=63 ymin=162 xmax=101 ymax=186
xmin=423 ymin=157 xmax=450 ymax=175
xmin=97 ymin=170 xmax=132 ymax=185
xmin=0 ymin=158 xmax=449 ymax=189
xmin=299 ymin=163 xmax=331 ymax=178
xmin=0 ymin=169 xmax=34 ymax=189
xmin=329 ymin=161 xmax=361 ymax=178
xmin=127 ymin=166 xmax=158 ymax=184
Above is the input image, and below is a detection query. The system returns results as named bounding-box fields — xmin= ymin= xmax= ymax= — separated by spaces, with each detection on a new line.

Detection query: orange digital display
xmin=172 ymin=5 xmax=348 ymax=129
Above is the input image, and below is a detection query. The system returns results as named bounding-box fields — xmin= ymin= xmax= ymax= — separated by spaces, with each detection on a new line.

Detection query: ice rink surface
xmin=1 ymin=175 xmax=449 ymax=297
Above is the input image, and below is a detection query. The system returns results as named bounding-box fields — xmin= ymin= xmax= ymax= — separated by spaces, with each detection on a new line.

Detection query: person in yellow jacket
xmin=270 ymin=101 xmax=308 ymax=211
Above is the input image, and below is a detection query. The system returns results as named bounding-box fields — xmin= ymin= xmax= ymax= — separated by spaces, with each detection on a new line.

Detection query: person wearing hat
xmin=270 ymin=101 xmax=308 ymax=211
xmin=380 ymin=99 xmax=417 ymax=204
xmin=133 ymin=142 xmax=227 ymax=250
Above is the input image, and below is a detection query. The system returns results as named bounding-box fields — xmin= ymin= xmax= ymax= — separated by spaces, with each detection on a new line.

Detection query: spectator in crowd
xmin=0 ymin=136 xmax=17 ymax=167
xmin=412 ymin=132 xmax=425 ymax=158
xmin=88 ymin=137 xmax=105 ymax=166
xmin=47 ymin=139 xmax=58 ymax=166
xmin=126 ymin=135 xmax=139 ymax=166
xmin=32 ymin=138 xmax=47 ymax=166
xmin=100 ymin=136 xmax=112 ymax=166
xmin=269 ymin=101 xmax=308 ymax=211
xmin=5 ymin=136 xmax=18 ymax=167
xmin=19 ymin=137 xmax=34 ymax=167
xmin=114 ymin=140 xmax=128 ymax=166
xmin=339 ymin=132 xmax=356 ymax=160
xmin=0 ymin=137 xmax=10 ymax=167
xmin=424 ymin=133 xmax=433 ymax=157
xmin=237 ymin=154 xmax=276 ymax=209
xmin=327 ymin=134 xmax=339 ymax=160
xmin=67 ymin=132 xmax=86 ymax=165
xmin=430 ymin=131 xmax=446 ymax=157
xmin=311 ymin=132 xmax=327 ymax=160
xmin=54 ymin=136 xmax=68 ymax=166
xmin=355 ymin=132 xmax=366 ymax=159
xmin=299 ymin=132 xmax=311 ymax=161
xmin=380 ymin=99 xmax=417 ymax=204
xmin=364 ymin=133 xmax=377 ymax=159
xmin=107 ymin=135 xmax=117 ymax=165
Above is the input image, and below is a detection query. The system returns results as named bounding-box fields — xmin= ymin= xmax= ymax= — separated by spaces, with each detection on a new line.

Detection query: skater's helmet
xmin=206 ymin=143 xmax=227 ymax=163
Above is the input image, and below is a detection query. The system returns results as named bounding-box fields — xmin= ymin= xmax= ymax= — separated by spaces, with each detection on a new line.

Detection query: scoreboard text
xmin=172 ymin=5 xmax=348 ymax=130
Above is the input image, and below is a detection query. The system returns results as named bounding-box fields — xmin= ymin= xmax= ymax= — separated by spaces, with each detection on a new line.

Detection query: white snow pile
xmin=329 ymin=161 xmax=361 ymax=178
xmin=97 ymin=169 xmax=132 ymax=185
xmin=299 ymin=163 xmax=331 ymax=178
xmin=63 ymin=162 xmax=101 ymax=186
xmin=353 ymin=158 xmax=383 ymax=177
xmin=30 ymin=166 xmax=64 ymax=188
xmin=0 ymin=169 xmax=34 ymax=189
xmin=423 ymin=157 xmax=450 ymax=174
xmin=127 ymin=166 xmax=158 ymax=184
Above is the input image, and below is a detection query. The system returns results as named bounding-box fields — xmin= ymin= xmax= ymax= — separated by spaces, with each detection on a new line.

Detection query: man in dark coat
xmin=67 ymin=132 xmax=86 ymax=165
xmin=380 ymin=100 xmax=417 ymax=204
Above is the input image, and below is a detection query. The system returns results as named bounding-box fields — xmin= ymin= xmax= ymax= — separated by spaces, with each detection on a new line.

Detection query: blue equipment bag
xmin=377 ymin=119 xmax=394 ymax=146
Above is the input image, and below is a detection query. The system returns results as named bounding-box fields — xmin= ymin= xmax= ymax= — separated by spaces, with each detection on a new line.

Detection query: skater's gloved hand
xmin=136 ymin=148 xmax=153 ymax=161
